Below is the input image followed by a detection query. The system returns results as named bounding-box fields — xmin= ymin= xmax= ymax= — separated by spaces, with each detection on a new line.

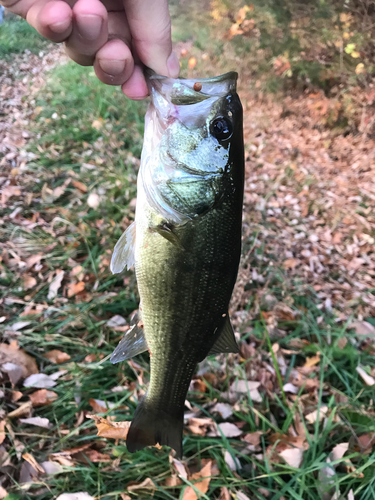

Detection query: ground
xmin=1 ymin=7 xmax=375 ymax=500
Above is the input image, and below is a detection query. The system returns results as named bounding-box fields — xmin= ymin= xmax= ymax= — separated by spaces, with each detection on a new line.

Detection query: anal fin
xmin=110 ymin=311 xmax=148 ymax=364
xmin=110 ymin=221 xmax=136 ymax=274
xmin=208 ymin=314 xmax=239 ymax=356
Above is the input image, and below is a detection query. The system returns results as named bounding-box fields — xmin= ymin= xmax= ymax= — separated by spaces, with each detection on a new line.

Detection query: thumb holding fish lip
xmin=124 ymin=0 xmax=180 ymax=79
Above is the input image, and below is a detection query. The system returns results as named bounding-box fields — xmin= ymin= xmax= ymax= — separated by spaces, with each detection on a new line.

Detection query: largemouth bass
xmin=110 ymin=71 xmax=244 ymax=457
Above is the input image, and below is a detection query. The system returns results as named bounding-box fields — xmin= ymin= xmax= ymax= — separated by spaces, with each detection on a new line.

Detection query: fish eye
xmin=210 ymin=117 xmax=233 ymax=141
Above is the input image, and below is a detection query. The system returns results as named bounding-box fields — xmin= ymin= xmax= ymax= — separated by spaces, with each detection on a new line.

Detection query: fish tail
xmin=126 ymin=398 xmax=183 ymax=458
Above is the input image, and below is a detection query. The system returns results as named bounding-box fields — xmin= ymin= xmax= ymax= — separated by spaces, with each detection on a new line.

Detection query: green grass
xmin=1 ymin=30 xmax=375 ymax=500
xmin=0 ymin=16 xmax=49 ymax=58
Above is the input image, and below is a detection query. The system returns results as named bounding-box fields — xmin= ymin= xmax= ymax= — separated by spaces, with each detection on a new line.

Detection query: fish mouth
xmin=145 ymin=69 xmax=238 ymax=106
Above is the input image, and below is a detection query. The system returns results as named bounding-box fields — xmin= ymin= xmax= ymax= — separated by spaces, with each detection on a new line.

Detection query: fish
xmin=110 ymin=70 xmax=244 ymax=457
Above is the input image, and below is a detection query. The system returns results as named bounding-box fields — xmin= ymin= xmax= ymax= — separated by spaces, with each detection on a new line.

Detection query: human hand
xmin=1 ymin=0 xmax=180 ymax=99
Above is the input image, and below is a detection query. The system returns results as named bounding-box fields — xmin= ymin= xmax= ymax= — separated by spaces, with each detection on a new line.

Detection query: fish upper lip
xmin=145 ymin=69 xmax=238 ymax=103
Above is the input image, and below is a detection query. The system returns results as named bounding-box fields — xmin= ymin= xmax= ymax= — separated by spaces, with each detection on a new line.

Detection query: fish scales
xmin=110 ymin=71 xmax=244 ymax=457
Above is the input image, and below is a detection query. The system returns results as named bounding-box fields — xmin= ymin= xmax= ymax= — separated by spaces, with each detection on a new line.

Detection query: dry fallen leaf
xmin=0 ymin=421 xmax=6 ymax=445
xmin=0 ymin=343 xmax=38 ymax=381
xmin=67 ymin=281 xmax=85 ymax=298
xmin=20 ymin=416 xmax=52 ymax=429
xmin=0 ymin=486 xmax=8 ymax=499
xmin=304 ymin=354 xmax=321 ymax=368
xmin=48 ymin=270 xmax=65 ymax=300
xmin=22 ymin=452 xmax=45 ymax=474
xmin=29 ymin=389 xmax=58 ymax=407
xmin=211 ymin=402 xmax=233 ymax=420
xmin=23 ymin=274 xmax=37 ymax=290
xmin=351 ymin=321 xmax=375 ymax=337
xmin=89 ymin=415 xmax=130 ymax=440
xmin=356 ymin=366 xmax=375 ymax=386
xmin=172 ymin=457 xmax=188 ymax=480
xmin=242 ymin=431 xmax=263 ymax=446
xmin=44 ymin=350 xmax=71 ymax=364
xmin=183 ymin=460 xmax=212 ymax=500
xmin=305 ymin=405 xmax=329 ymax=424
xmin=24 ymin=373 xmax=57 ymax=389
xmin=188 ymin=417 xmax=215 ymax=436
xmin=279 ymin=447 xmax=304 ymax=468
xmin=56 ymin=493 xmax=95 ymax=500
xmin=216 ymin=422 xmax=243 ymax=438
xmin=72 ymin=180 xmax=88 ymax=193
xmin=127 ymin=478 xmax=155 ymax=493
xmin=224 ymin=450 xmax=241 ymax=471
xmin=283 ymin=258 xmax=300 ymax=269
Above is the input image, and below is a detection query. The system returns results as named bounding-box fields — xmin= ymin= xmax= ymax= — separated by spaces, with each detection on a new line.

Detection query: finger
xmin=124 ymin=0 xmax=180 ymax=78
xmin=64 ymin=0 xmax=108 ymax=66
xmin=26 ymin=0 xmax=73 ymax=42
xmin=94 ymin=38 xmax=134 ymax=86
xmin=121 ymin=64 xmax=148 ymax=100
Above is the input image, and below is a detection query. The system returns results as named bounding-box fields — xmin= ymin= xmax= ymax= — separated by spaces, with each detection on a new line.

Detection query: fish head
xmin=140 ymin=71 xmax=243 ymax=223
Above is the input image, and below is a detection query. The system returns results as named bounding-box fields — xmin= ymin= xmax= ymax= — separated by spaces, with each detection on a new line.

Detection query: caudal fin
xmin=127 ymin=399 xmax=183 ymax=458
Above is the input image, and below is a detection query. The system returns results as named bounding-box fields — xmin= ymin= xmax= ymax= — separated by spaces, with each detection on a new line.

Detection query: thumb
xmin=124 ymin=0 xmax=180 ymax=78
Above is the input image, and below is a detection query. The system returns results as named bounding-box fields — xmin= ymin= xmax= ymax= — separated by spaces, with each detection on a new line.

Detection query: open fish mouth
xmin=146 ymin=69 xmax=238 ymax=106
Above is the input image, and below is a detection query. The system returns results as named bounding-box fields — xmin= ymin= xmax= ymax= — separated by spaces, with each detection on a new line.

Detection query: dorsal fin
xmin=110 ymin=221 xmax=136 ymax=274
xmin=110 ymin=311 xmax=148 ymax=364
xmin=208 ymin=315 xmax=239 ymax=356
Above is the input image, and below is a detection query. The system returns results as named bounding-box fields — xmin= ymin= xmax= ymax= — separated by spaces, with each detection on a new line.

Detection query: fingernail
xmin=167 ymin=52 xmax=180 ymax=78
xmin=76 ymin=15 xmax=102 ymax=41
xmin=99 ymin=59 xmax=126 ymax=76
xmin=50 ymin=18 xmax=71 ymax=34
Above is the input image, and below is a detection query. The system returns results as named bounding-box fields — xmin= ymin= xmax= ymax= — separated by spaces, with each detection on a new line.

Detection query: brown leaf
xmin=218 ymin=487 xmax=231 ymax=500
xmin=243 ymin=431 xmax=263 ymax=446
xmin=0 ymin=420 xmax=5 ymax=445
xmin=29 ymin=389 xmax=58 ymax=407
xmin=89 ymin=415 xmax=130 ymax=440
xmin=183 ymin=461 xmax=212 ymax=500
xmin=337 ymin=337 xmax=348 ymax=349
xmin=283 ymin=258 xmax=300 ymax=269
xmin=67 ymin=281 xmax=85 ymax=298
xmin=22 ymin=452 xmax=45 ymax=474
xmin=89 ymin=398 xmax=108 ymax=413
xmin=188 ymin=417 xmax=214 ymax=436
xmin=304 ymin=354 xmax=320 ymax=368
xmin=127 ymin=478 xmax=156 ymax=493
xmin=23 ymin=274 xmax=37 ymax=290
xmin=120 ymin=494 xmax=131 ymax=500
xmin=0 ymin=486 xmax=8 ymax=499
xmin=72 ymin=180 xmax=88 ymax=193
xmin=165 ymin=475 xmax=182 ymax=487
xmin=44 ymin=350 xmax=71 ymax=364
xmin=11 ymin=390 xmax=23 ymax=402
xmin=351 ymin=321 xmax=375 ymax=338
xmin=75 ymin=449 xmax=111 ymax=463
xmin=0 ymin=343 xmax=38 ymax=381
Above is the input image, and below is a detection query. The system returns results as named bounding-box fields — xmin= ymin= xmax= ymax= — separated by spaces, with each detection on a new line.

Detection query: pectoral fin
xmin=110 ymin=221 xmax=136 ymax=274
xmin=208 ymin=315 xmax=239 ymax=356
xmin=110 ymin=311 xmax=148 ymax=363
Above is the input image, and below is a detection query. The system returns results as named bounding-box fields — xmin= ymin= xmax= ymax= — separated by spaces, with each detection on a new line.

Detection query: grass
xmin=1 ymin=16 xmax=375 ymax=500
xmin=0 ymin=16 xmax=48 ymax=58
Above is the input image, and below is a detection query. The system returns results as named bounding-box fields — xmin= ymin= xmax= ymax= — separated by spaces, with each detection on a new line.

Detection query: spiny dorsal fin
xmin=110 ymin=310 xmax=148 ymax=364
xmin=111 ymin=221 xmax=136 ymax=274
xmin=208 ymin=314 xmax=239 ymax=356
